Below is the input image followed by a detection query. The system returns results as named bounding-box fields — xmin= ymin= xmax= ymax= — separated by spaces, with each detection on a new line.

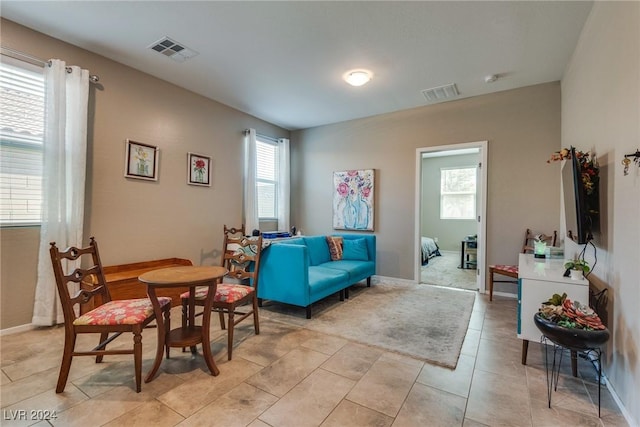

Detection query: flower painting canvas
xmin=125 ymin=140 xmax=158 ymax=181
xmin=187 ymin=152 xmax=211 ymax=186
xmin=333 ymin=169 xmax=374 ymax=231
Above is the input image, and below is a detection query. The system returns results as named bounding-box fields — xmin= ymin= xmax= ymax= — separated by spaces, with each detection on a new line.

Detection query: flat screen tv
xmin=562 ymin=147 xmax=599 ymax=244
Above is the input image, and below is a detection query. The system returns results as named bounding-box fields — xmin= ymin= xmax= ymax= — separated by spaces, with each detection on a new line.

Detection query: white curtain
xmin=277 ymin=138 xmax=290 ymax=231
xmin=243 ymin=128 xmax=260 ymax=234
xmin=32 ymin=60 xmax=89 ymax=326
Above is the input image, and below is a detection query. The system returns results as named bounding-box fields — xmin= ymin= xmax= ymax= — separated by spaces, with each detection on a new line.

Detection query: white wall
xmin=561 ymin=2 xmax=640 ymax=425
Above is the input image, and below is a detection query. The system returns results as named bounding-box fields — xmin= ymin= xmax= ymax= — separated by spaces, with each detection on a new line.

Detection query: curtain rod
xmin=243 ymin=129 xmax=283 ymax=143
xmin=1 ymin=45 xmax=100 ymax=83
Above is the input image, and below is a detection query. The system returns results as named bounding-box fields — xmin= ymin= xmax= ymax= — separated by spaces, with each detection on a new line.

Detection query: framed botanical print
xmin=124 ymin=139 xmax=159 ymax=181
xmin=187 ymin=152 xmax=211 ymax=186
xmin=333 ymin=169 xmax=374 ymax=231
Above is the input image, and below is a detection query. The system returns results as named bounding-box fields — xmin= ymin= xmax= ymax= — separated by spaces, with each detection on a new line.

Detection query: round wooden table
xmin=139 ymin=265 xmax=228 ymax=382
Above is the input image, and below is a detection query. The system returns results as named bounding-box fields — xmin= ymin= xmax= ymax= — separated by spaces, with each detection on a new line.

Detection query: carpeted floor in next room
xmin=421 ymin=250 xmax=477 ymax=291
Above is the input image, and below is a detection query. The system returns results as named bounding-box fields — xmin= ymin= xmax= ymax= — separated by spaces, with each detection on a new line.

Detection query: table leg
xmin=596 ymin=349 xmax=602 ymax=417
xmin=200 ymin=282 xmax=220 ymax=376
xmin=521 ymin=339 xmax=529 ymax=365
xmin=544 ymin=340 xmax=564 ymax=409
xmin=571 ymin=350 xmax=578 ymax=377
xmin=460 ymin=241 xmax=464 ymax=269
xmin=145 ymin=286 xmax=166 ymax=383
xmin=164 ymin=308 xmax=171 ymax=359
xmin=188 ymin=288 xmax=197 ymax=354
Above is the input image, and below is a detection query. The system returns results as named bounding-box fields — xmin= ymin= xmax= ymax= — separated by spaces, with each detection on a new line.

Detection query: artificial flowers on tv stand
xmin=547 ymin=146 xmax=600 ymax=196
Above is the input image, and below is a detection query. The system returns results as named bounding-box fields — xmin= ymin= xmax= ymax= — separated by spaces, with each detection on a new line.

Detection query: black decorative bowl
xmin=533 ymin=313 xmax=610 ymax=350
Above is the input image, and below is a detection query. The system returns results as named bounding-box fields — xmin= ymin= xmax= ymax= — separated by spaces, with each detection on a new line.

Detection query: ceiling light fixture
xmin=484 ymin=74 xmax=500 ymax=83
xmin=344 ymin=69 xmax=372 ymax=87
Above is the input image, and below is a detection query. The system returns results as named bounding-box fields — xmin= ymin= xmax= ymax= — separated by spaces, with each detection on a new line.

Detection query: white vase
xmin=569 ymin=269 xmax=583 ymax=280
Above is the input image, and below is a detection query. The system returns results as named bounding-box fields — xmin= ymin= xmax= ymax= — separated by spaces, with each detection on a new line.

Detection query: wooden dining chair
xmin=488 ymin=229 xmax=557 ymax=301
xmin=49 ymin=237 xmax=171 ymax=393
xmin=181 ymin=225 xmax=263 ymax=360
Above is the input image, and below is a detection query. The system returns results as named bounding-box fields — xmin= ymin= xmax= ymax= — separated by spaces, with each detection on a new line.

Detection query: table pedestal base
xmin=144 ymin=283 xmax=221 ymax=383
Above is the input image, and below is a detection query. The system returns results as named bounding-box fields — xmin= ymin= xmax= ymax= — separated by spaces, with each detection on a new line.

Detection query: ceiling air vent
xmin=148 ymin=37 xmax=198 ymax=63
xmin=421 ymin=83 xmax=459 ymax=103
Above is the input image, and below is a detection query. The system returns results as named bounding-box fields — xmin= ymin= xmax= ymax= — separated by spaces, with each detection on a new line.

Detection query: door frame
xmin=414 ymin=141 xmax=488 ymax=293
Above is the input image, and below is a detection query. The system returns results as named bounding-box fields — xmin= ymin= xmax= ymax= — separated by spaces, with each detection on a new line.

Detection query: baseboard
xmin=604 ymin=376 xmax=637 ymax=427
xmin=371 ymin=275 xmax=417 ymax=286
xmin=487 ymin=290 xmax=518 ymax=300
xmin=437 ymin=250 xmax=458 ymax=255
xmin=0 ymin=323 xmax=35 ymax=336
xmin=581 ymin=352 xmax=636 ymax=427
xmin=374 ymin=275 xmax=480 ymax=295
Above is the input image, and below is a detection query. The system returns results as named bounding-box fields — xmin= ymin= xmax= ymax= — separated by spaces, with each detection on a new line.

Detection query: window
xmin=440 ymin=167 xmax=476 ymax=219
xmin=256 ymin=136 xmax=279 ymax=219
xmin=0 ymin=58 xmax=45 ymax=226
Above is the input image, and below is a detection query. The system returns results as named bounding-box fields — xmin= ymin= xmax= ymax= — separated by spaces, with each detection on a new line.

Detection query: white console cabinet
xmin=517 ymin=253 xmax=589 ymax=365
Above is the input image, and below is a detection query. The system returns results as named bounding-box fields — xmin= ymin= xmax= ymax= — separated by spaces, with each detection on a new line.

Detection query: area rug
xmin=260 ymin=282 xmax=475 ymax=369
xmin=421 ymin=250 xmax=477 ymax=291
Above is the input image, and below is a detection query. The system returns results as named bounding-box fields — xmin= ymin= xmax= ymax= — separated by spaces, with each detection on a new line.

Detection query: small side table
xmin=139 ymin=265 xmax=228 ymax=382
xmin=460 ymin=238 xmax=477 ymax=269
xmin=534 ymin=313 xmax=610 ymax=417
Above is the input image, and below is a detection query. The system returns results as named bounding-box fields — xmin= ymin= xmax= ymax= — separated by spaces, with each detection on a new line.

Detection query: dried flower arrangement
xmin=547 ymin=146 xmax=599 ymax=196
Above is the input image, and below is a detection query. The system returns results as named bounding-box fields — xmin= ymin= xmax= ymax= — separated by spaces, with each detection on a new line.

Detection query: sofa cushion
xmin=326 ymin=236 xmax=344 ymax=261
xmin=304 ymin=235 xmax=332 ymax=266
xmin=308 ymin=266 xmax=349 ymax=293
xmin=320 ymin=260 xmax=374 ymax=280
xmin=343 ymin=238 xmax=369 ymax=261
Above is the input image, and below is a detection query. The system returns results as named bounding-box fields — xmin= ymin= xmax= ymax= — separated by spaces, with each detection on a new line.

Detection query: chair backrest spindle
xmin=221 ymin=225 xmax=263 ymax=292
xmin=49 ymin=237 xmax=112 ymax=324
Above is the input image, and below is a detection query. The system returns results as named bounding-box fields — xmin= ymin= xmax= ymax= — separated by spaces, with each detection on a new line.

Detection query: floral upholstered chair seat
xmin=488 ymin=263 xmax=520 ymax=302
xmin=490 ymin=264 xmax=519 ymax=275
xmin=74 ymin=297 xmax=171 ymax=326
xmin=180 ymin=284 xmax=253 ymax=304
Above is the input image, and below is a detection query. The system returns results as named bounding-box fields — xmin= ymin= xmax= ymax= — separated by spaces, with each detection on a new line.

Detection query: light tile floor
xmin=0 ymin=290 xmax=629 ymax=426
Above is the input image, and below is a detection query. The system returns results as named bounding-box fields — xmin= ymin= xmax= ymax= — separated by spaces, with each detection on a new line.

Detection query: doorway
xmin=414 ymin=141 xmax=487 ymax=293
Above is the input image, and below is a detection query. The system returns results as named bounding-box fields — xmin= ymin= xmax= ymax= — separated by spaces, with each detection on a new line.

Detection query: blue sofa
xmin=257 ymin=234 xmax=376 ymax=318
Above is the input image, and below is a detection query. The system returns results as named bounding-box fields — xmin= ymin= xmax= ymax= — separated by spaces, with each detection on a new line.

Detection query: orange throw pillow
xmin=326 ymin=236 xmax=344 ymax=261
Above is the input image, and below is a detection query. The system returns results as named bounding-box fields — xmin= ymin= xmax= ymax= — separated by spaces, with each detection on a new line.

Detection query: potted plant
xmin=564 ymin=258 xmax=590 ymax=280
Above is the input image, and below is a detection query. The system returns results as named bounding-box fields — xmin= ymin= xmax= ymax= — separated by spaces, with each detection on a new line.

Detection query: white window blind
xmin=256 ymin=137 xmax=278 ymax=219
xmin=440 ymin=167 xmax=476 ymax=220
xmin=0 ymin=58 xmax=45 ymax=226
